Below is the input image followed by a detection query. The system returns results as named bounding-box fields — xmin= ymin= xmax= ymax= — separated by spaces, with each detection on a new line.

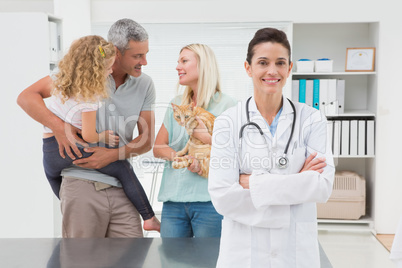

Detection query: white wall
xmin=54 ymin=0 xmax=91 ymax=49
xmin=89 ymin=0 xmax=402 ymax=235
xmin=0 ymin=0 xmax=53 ymax=13
xmin=1 ymin=0 xmax=401 ymax=236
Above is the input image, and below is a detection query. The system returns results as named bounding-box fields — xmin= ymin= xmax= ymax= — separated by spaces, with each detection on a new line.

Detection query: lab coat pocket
xmin=288 ymin=146 xmax=306 ymax=174
xmin=295 ymin=222 xmax=319 ymax=268
xmin=218 ymin=218 xmax=251 ymax=267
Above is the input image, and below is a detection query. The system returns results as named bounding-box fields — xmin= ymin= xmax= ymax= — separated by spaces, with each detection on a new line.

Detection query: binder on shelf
xmin=299 ymin=79 xmax=306 ymax=103
xmin=358 ymin=120 xmax=366 ymax=156
xmin=349 ymin=120 xmax=358 ymax=156
xmin=326 ymin=79 xmax=337 ymax=115
xmin=305 ymin=79 xmax=314 ymax=107
xmin=313 ymin=79 xmax=320 ymax=110
xmin=327 ymin=120 xmax=334 ymax=154
xmin=366 ymin=120 xmax=375 ymax=155
xmin=319 ymin=79 xmax=328 ymax=114
xmin=333 ymin=120 xmax=341 ymax=156
xmin=292 ymin=80 xmax=299 ymax=102
xmin=336 ymin=80 xmax=345 ymax=115
xmin=341 ymin=120 xmax=350 ymax=156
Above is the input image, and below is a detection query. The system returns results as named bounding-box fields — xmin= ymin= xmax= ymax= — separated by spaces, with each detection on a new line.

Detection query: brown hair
xmin=246 ymin=28 xmax=291 ymax=64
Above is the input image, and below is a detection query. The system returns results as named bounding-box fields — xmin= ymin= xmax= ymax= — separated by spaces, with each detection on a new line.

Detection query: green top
xmin=158 ymin=92 xmax=237 ymax=202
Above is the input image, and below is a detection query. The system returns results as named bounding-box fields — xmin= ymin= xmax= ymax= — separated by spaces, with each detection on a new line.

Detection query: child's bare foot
xmin=143 ymin=216 xmax=161 ymax=232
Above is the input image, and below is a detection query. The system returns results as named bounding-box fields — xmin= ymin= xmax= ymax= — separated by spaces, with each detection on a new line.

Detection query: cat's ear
xmin=189 ymin=102 xmax=195 ymax=110
xmin=171 ymin=103 xmax=178 ymax=111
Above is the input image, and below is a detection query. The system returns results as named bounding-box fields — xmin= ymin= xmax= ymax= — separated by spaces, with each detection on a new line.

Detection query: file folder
xmin=350 ymin=120 xmax=358 ymax=156
xmin=299 ymin=79 xmax=306 ymax=103
xmin=305 ymin=80 xmax=314 ymax=107
xmin=313 ymin=79 xmax=320 ymax=110
xmin=333 ymin=120 xmax=341 ymax=156
xmin=292 ymin=80 xmax=299 ymax=102
xmin=336 ymin=80 xmax=345 ymax=115
xmin=341 ymin=120 xmax=350 ymax=156
xmin=366 ymin=120 xmax=375 ymax=155
xmin=358 ymin=120 xmax=366 ymax=155
xmin=326 ymin=79 xmax=337 ymax=115
xmin=327 ymin=120 xmax=334 ymax=154
xmin=319 ymin=79 xmax=328 ymax=114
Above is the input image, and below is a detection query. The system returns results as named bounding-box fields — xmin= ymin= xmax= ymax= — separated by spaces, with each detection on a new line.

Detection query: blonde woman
xmin=153 ymin=44 xmax=237 ymax=237
xmin=27 ymin=35 xmax=160 ymax=232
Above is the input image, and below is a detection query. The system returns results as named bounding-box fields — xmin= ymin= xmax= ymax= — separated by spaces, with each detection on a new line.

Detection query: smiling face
xmin=115 ymin=40 xmax=149 ymax=77
xmin=245 ymin=42 xmax=293 ymax=98
xmin=176 ymin=48 xmax=199 ymax=90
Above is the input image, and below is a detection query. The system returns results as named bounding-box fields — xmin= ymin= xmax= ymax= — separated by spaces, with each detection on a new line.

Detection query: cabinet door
xmin=49 ymin=21 xmax=59 ymax=62
xmin=1 ymin=12 xmax=56 ymax=238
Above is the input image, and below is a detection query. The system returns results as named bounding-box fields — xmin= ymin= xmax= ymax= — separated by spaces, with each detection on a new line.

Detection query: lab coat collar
xmin=248 ymin=96 xmax=294 ymax=116
xmin=248 ymin=96 xmax=294 ymax=140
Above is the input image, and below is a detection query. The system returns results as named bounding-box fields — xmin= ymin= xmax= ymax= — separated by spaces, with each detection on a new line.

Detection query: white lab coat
xmin=208 ymin=97 xmax=335 ymax=268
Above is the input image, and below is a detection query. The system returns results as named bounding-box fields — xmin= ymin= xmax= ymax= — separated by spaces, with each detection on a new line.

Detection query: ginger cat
xmin=171 ymin=102 xmax=215 ymax=178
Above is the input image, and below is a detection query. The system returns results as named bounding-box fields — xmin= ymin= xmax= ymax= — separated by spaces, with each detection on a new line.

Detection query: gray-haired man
xmin=17 ymin=19 xmax=156 ymax=237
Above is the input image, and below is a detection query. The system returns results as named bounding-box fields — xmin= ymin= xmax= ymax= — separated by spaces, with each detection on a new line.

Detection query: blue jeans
xmin=42 ymin=136 xmax=154 ymax=220
xmin=160 ymin=201 xmax=222 ymax=237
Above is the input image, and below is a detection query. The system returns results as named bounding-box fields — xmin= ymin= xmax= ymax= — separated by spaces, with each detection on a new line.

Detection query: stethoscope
xmin=239 ymin=96 xmax=296 ymax=169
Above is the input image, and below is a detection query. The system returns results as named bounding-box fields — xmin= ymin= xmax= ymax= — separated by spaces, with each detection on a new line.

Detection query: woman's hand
xmin=99 ymin=130 xmax=120 ymax=147
xmin=192 ymin=116 xmax=212 ymax=145
xmin=239 ymin=174 xmax=250 ymax=189
xmin=185 ymin=155 xmax=203 ymax=176
xmin=299 ymin=152 xmax=326 ymax=173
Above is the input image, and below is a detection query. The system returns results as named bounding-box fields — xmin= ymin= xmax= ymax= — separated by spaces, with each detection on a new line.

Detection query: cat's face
xmin=172 ymin=103 xmax=194 ymax=127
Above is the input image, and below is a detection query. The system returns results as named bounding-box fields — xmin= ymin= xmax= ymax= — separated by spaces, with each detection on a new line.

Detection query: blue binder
xmin=313 ymin=79 xmax=320 ymax=110
xmin=299 ymin=79 xmax=306 ymax=103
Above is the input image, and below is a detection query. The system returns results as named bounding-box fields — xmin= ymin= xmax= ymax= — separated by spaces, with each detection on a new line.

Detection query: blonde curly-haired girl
xmin=42 ymin=35 xmax=160 ymax=232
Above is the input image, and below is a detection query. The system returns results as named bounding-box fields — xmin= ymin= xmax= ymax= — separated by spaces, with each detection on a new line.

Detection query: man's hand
xmin=53 ymin=123 xmax=87 ymax=160
xmin=299 ymin=152 xmax=326 ymax=173
xmin=73 ymin=147 xmax=119 ymax=169
xmin=16 ymin=75 xmax=89 ymax=159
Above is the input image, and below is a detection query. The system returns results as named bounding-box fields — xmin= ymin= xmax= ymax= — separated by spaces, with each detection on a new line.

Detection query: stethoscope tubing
xmin=239 ymin=96 xmax=296 ymax=169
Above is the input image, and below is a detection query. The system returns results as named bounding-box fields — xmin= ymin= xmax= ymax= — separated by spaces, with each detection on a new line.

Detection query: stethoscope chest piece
xmin=276 ymin=155 xmax=289 ymax=169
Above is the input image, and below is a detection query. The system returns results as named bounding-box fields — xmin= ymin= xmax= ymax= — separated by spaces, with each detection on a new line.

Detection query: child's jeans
xmin=42 ymin=136 xmax=154 ymax=220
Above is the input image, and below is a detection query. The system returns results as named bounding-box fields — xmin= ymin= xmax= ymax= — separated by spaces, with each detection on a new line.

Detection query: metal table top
xmin=0 ymin=237 xmax=332 ymax=267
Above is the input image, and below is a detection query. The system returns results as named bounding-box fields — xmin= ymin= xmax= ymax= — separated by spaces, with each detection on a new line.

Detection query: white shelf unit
xmin=291 ymin=22 xmax=379 ymax=230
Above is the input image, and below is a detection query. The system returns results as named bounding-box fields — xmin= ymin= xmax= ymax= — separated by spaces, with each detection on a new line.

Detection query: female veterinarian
xmin=208 ymin=28 xmax=335 ymax=267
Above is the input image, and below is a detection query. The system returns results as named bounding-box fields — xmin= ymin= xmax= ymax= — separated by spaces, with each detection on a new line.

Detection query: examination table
xmin=0 ymin=237 xmax=332 ymax=267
